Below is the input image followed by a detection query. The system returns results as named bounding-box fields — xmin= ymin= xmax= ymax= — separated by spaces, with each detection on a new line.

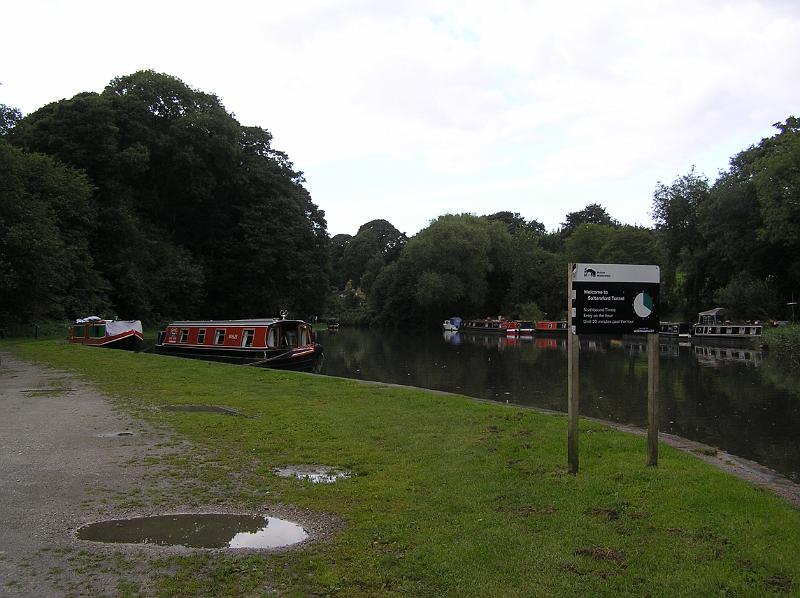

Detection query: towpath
xmin=0 ymin=353 xmax=164 ymax=595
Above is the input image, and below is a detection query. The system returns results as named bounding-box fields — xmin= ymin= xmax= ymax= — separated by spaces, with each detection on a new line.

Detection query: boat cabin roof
xmin=165 ymin=318 xmax=308 ymax=327
xmin=698 ymin=307 xmax=728 ymax=317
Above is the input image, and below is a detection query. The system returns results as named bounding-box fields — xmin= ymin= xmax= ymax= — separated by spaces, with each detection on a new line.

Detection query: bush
xmin=763 ymin=324 xmax=800 ymax=367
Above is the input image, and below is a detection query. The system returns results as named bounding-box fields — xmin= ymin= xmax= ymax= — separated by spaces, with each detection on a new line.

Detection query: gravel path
xmin=0 ymin=353 xmax=166 ymax=595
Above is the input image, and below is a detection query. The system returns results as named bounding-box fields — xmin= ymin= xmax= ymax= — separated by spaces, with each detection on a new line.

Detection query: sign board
xmin=571 ymin=263 xmax=660 ymax=334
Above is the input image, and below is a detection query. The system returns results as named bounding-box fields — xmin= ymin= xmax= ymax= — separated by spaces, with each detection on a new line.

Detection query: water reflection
xmin=77 ymin=514 xmax=308 ymax=549
xmin=317 ymin=327 xmax=799 ymax=482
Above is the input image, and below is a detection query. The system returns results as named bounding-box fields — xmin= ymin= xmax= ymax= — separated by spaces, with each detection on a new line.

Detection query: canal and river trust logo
xmin=633 ymin=292 xmax=654 ymax=318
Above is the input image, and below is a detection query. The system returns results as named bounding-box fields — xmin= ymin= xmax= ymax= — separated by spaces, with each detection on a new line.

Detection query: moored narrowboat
xmin=155 ymin=318 xmax=322 ymax=369
xmin=692 ymin=308 xmax=762 ymax=341
xmin=460 ymin=317 xmax=511 ymax=334
xmin=659 ymin=321 xmax=691 ymax=338
xmin=534 ymin=320 xmax=568 ymax=334
xmin=68 ymin=316 xmax=144 ymax=350
xmin=505 ymin=320 xmax=534 ymax=336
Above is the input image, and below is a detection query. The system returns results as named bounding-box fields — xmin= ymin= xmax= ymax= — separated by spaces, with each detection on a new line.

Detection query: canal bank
xmin=2 ymin=340 xmax=800 ymax=596
xmin=317 ymin=327 xmax=800 ymax=483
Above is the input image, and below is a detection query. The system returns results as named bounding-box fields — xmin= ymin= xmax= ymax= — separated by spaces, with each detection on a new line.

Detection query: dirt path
xmin=0 ymin=353 xmax=172 ymax=595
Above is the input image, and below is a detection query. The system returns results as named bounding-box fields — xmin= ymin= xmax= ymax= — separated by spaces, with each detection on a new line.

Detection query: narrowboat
xmin=505 ymin=320 xmax=534 ymax=336
xmin=535 ymin=320 xmax=568 ymax=334
xmin=692 ymin=308 xmax=762 ymax=341
xmin=68 ymin=316 xmax=144 ymax=350
xmin=659 ymin=321 xmax=691 ymax=338
xmin=442 ymin=316 xmax=462 ymax=332
xmin=460 ymin=317 xmax=511 ymax=334
xmin=155 ymin=318 xmax=322 ymax=369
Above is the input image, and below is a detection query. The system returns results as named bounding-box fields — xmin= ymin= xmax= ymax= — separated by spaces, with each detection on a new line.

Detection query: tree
xmin=749 ymin=117 xmax=800 ymax=247
xmin=0 ymin=140 xmax=109 ymax=324
xmin=0 ymin=104 xmax=22 ymax=136
xmin=560 ymin=203 xmax=618 ymax=237
xmin=564 ymin=224 xmax=615 ymax=263
xmin=369 ymin=214 xmax=513 ymax=326
xmin=339 ymin=219 xmax=406 ymax=292
xmin=9 ymin=70 xmax=330 ymax=321
xmin=485 ymin=211 xmax=546 ymax=236
xmin=503 ymin=231 xmax=565 ymax=320
xmin=651 ymin=170 xmax=710 ymax=316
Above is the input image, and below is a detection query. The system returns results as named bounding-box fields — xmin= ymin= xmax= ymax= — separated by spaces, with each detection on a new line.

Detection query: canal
xmin=316 ymin=327 xmax=800 ymax=483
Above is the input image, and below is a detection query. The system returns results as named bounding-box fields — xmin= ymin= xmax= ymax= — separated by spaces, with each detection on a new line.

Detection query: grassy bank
xmin=764 ymin=325 xmax=800 ymax=367
xmin=3 ymin=340 xmax=800 ymax=596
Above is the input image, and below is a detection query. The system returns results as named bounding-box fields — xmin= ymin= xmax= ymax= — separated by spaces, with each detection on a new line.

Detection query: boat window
xmin=267 ymin=328 xmax=276 ymax=347
xmin=179 ymin=329 xmax=189 ymax=343
xmin=214 ymin=329 xmax=225 ymax=345
xmin=197 ymin=329 xmax=206 ymax=344
xmin=91 ymin=324 xmax=106 ymax=338
xmin=300 ymin=326 xmax=310 ymax=345
xmin=283 ymin=329 xmax=298 ymax=348
xmin=242 ymin=329 xmax=255 ymax=348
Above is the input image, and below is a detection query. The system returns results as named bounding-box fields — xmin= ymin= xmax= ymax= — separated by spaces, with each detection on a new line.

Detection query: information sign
xmin=571 ymin=263 xmax=660 ymax=335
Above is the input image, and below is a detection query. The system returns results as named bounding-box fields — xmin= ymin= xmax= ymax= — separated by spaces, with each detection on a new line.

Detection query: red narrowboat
xmin=535 ymin=320 xmax=568 ymax=334
xmin=68 ymin=317 xmax=144 ymax=350
xmin=154 ymin=318 xmax=322 ymax=369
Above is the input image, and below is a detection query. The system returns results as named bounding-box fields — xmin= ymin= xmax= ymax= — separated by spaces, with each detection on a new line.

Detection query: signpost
xmin=567 ymin=263 xmax=661 ymax=472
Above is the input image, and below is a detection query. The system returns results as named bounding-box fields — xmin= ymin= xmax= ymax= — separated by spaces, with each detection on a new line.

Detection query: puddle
xmin=273 ymin=465 xmax=352 ymax=484
xmin=162 ymin=405 xmax=246 ymax=417
xmin=96 ymin=431 xmax=136 ymax=438
xmin=76 ymin=514 xmax=308 ymax=549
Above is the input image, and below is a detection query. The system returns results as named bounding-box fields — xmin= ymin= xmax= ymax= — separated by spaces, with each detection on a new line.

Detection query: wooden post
xmin=568 ymin=264 xmax=579 ymax=474
xmin=647 ymin=333 xmax=659 ymax=466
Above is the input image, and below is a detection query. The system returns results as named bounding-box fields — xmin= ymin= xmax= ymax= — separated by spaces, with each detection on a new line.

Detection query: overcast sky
xmin=3 ymin=0 xmax=799 ymax=236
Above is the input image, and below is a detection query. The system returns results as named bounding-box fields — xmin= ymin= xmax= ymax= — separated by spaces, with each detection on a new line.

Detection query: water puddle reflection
xmin=273 ymin=465 xmax=352 ymax=483
xmin=77 ymin=514 xmax=308 ymax=549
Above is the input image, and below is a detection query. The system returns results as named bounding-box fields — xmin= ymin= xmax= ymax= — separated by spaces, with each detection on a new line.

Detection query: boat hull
xmin=68 ymin=331 xmax=144 ymax=351
xmin=155 ymin=343 xmax=323 ymax=370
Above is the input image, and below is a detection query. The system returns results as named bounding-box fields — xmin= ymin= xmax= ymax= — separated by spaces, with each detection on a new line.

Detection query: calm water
xmin=317 ymin=327 xmax=800 ymax=482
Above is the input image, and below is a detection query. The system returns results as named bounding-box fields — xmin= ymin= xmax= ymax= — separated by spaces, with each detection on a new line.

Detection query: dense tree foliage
xmin=334 ymin=219 xmax=406 ymax=293
xmin=368 ymin=214 xmax=567 ymax=327
xmin=0 ymin=140 xmax=108 ymax=324
xmin=5 ymin=73 xmax=795 ymax=329
xmin=653 ymin=117 xmax=800 ymax=320
xmin=5 ymin=71 xmax=329 ymax=325
xmin=560 ymin=203 xmax=619 ymax=238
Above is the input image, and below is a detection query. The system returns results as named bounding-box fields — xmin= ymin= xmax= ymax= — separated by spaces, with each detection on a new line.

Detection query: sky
xmin=2 ymin=0 xmax=799 ymax=237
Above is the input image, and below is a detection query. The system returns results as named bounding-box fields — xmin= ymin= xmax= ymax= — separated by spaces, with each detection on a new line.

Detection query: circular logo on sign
xmin=633 ymin=292 xmax=654 ymax=318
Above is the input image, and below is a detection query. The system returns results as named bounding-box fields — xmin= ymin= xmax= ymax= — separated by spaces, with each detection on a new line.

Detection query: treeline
xmin=1 ymin=71 xmax=329 ymax=327
xmin=1 ymin=71 xmax=797 ymax=330
xmin=330 ymin=118 xmax=800 ymax=327
xmin=328 ymin=208 xmax=661 ymax=327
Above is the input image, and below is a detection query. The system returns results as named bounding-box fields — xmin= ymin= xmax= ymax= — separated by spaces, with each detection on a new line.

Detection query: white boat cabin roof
xmin=166 ymin=319 xmax=308 ymax=327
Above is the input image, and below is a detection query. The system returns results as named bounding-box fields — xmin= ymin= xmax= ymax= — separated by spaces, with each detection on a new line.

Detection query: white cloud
xmin=2 ymin=0 xmax=798 ymax=235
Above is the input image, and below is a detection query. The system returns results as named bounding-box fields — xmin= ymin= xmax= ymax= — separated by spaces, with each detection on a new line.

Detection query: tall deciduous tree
xmin=560 ymin=203 xmax=619 ymax=237
xmin=9 ymin=70 xmax=329 ymax=321
xmin=0 ymin=140 xmax=109 ymax=324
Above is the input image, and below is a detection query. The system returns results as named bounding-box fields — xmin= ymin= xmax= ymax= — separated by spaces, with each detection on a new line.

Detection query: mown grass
xmin=4 ymin=339 xmax=800 ymax=597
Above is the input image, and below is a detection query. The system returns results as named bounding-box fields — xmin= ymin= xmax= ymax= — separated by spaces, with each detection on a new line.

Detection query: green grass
xmin=4 ymin=339 xmax=800 ymax=597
